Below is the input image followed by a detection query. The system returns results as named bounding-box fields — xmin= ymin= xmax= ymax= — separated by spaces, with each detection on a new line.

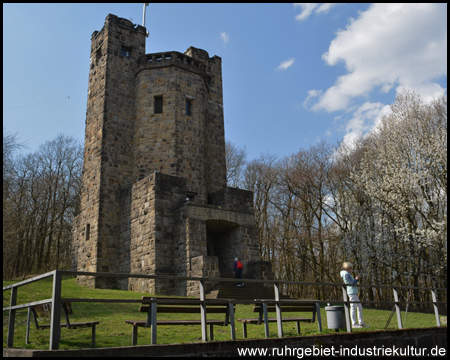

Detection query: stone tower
xmin=72 ymin=14 xmax=272 ymax=296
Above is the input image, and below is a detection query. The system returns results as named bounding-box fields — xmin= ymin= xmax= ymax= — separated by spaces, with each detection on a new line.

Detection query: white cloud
xmin=294 ymin=3 xmax=338 ymax=21
xmin=341 ymin=101 xmax=385 ymax=148
xmin=220 ymin=32 xmax=229 ymax=44
xmin=315 ymin=3 xmax=336 ymax=15
xmin=294 ymin=3 xmax=319 ymax=21
xmin=277 ymin=58 xmax=295 ymax=70
xmin=303 ymin=89 xmax=322 ymax=108
xmin=304 ymin=3 xmax=447 ymax=149
xmin=309 ymin=3 xmax=447 ymax=113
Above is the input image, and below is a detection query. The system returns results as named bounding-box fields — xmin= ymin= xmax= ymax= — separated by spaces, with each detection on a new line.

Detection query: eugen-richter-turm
xmin=72 ymin=14 xmax=272 ymax=296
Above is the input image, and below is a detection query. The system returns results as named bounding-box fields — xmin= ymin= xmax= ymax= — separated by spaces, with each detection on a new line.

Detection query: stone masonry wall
xmin=186 ymin=47 xmax=227 ymax=194
xmin=128 ymin=172 xmax=187 ymax=295
xmin=134 ymin=48 xmax=226 ymax=201
xmin=134 ymin=64 xmax=209 ymax=202
xmin=74 ymin=14 xmax=146 ymax=288
xmin=95 ymin=16 xmax=146 ymax=287
xmin=127 ymin=175 xmax=156 ymax=293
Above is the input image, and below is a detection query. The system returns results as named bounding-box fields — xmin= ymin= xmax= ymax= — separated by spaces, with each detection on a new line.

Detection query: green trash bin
xmin=325 ymin=305 xmax=345 ymax=331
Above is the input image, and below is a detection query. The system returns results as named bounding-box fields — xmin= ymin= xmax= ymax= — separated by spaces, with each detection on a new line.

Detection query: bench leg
xmin=150 ymin=303 xmax=157 ymax=345
xmin=132 ymin=325 xmax=138 ymax=346
xmin=229 ymin=303 xmax=236 ymax=341
xmin=242 ymin=323 xmax=247 ymax=339
xmin=91 ymin=325 xmax=96 ymax=347
xmin=296 ymin=321 xmax=300 ymax=335
xmin=263 ymin=303 xmax=270 ymax=338
xmin=209 ymin=324 xmax=214 ymax=341
xmin=316 ymin=303 xmax=323 ymax=332
xmin=26 ymin=307 xmax=31 ymax=345
xmin=151 ymin=324 xmax=157 ymax=345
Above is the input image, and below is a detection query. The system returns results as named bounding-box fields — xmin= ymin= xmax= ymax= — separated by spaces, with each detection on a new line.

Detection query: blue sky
xmin=3 ymin=3 xmax=447 ymax=161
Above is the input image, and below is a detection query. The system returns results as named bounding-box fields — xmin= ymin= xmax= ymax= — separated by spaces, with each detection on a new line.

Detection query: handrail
xmin=3 ymin=270 xmax=447 ymax=350
xmin=5 ymin=270 xmax=445 ymax=291
xmin=2 ymin=271 xmax=55 ymax=291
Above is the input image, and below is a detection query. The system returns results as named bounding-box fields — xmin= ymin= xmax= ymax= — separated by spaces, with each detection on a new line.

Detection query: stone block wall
xmin=127 ymin=175 xmax=155 ymax=292
xmin=73 ymin=14 xmax=147 ymax=289
xmin=187 ymin=255 xmax=221 ymax=296
xmin=134 ymin=48 xmax=226 ymax=202
xmin=127 ymin=172 xmax=187 ymax=295
xmin=93 ymin=15 xmax=146 ymax=286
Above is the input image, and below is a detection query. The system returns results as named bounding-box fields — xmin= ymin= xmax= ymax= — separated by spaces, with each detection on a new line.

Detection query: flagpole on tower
xmin=142 ymin=3 xmax=149 ymax=37
xmin=143 ymin=3 xmax=149 ymax=27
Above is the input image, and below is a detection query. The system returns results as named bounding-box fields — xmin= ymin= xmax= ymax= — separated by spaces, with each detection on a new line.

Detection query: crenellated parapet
xmin=136 ymin=52 xmax=208 ymax=83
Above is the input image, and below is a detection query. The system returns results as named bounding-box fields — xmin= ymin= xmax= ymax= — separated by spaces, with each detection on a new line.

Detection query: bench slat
xmin=33 ymin=301 xmax=74 ymax=317
xmin=139 ymin=305 xmax=229 ymax=314
xmin=238 ymin=317 xmax=312 ymax=324
xmin=37 ymin=321 xmax=99 ymax=329
xmin=125 ymin=319 xmax=226 ymax=326
xmin=253 ymin=306 xmax=315 ymax=313
xmin=254 ymin=300 xmax=317 ymax=305
xmin=141 ymin=297 xmax=232 ymax=306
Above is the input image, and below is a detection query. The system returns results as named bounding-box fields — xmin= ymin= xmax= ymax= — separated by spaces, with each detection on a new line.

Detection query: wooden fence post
xmin=7 ymin=286 xmax=18 ymax=347
xmin=341 ymin=285 xmax=352 ymax=333
xmin=50 ymin=271 xmax=62 ymax=350
xmin=392 ymin=288 xmax=403 ymax=329
xmin=274 ymin=283 xmax=283 ymax=338
xmin=26 ymin=307 xmax=31 ymax=344
xmin=431 ymin=289 xmax=441 ymax=327
xmin=199 ymin=280 xmax=207 ymax=341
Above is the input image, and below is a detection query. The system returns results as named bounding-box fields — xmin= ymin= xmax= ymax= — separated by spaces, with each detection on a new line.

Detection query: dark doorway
xmin=206 ymin=220 xmax=239 ymax=274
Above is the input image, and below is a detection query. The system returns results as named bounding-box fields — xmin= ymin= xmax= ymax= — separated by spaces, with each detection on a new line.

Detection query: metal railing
xmin=3 ymin=270 xmax=446 ymax=350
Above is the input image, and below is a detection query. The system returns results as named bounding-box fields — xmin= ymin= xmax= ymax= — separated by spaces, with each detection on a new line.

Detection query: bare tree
xmin=225 ymin=140 xmax=247 ymax=188
xmin=3 ymin=129 xmax=26 ymax=278
xmin=3 ymin=133 xmax=83 ymax=279
xmin=243 ymin=154 xmax=278 ymax=263
xmin=277 ymin=142 xmax=335 ymax=298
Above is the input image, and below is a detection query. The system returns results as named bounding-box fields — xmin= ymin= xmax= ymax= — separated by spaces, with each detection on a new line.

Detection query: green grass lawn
xmin=3 ymin=276 xmax=445 ymax=350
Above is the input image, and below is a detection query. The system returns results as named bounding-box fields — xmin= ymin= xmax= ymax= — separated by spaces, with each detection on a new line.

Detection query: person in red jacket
xmin=233 ymin=257 xmax=244 ymax=287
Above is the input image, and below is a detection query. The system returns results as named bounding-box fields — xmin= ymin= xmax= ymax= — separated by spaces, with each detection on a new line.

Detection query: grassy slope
xmin=3 ymin=276 xmax=444 ymax=350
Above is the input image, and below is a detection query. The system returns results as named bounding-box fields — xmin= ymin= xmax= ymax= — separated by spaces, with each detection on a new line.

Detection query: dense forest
xmin=4 ymin=91 xmax=447 ymax=306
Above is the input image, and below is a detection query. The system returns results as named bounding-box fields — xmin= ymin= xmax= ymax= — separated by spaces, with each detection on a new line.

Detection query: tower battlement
xmin=137 ymin=52 xmax=208 ymax=75
xmin=91 ymin=14 xmax=147 ymax=40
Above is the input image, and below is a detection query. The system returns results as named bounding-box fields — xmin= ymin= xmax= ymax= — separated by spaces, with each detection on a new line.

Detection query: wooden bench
xmin=237 ymin=299 xmax=322 ymax=338
xmin=29 ymin=301 xmax=99 ymax=347
xmin=125 ymin=297 xmax=235 ymax=345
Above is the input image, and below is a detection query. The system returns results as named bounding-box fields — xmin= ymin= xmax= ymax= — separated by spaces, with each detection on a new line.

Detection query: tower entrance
xmin=206 ymin=220 xmax=239 ymax=275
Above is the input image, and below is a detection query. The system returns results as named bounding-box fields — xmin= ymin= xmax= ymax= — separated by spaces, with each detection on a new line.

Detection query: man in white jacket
xmin=340 ymin=262 xmax=369 ymax=328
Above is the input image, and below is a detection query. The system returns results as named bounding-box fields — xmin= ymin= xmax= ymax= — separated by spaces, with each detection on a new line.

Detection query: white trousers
xmin=349 ymin=294 xmax=364 ymax=325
